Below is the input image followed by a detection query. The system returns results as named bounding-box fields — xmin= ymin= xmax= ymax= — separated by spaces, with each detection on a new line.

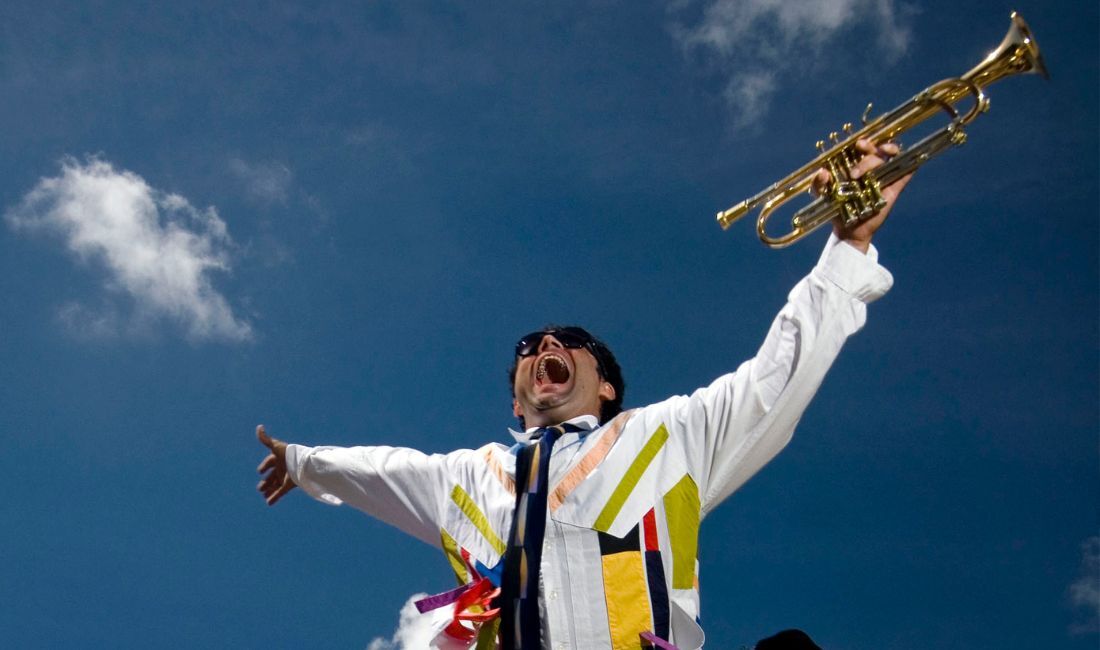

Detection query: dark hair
xmin=508 ymin=324 xmax=625 ymax=429
xmin=754 ymin=630 xmax=822 ymax=650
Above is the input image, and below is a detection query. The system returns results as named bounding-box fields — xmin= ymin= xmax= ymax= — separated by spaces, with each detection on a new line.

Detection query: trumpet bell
xmin=968 ymin=12 xmax=1048 ymax=86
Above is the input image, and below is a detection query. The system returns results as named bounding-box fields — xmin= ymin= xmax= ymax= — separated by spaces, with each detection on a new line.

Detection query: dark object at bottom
xmin=755 ymin=629 xmax=823 ymax=650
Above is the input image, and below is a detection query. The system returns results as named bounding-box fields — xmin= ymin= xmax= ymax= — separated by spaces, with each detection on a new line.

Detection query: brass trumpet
xmin=717 ymin=12 xmax=1048 ymax=248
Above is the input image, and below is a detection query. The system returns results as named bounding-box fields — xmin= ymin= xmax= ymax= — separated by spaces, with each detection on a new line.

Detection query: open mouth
xmin=535 ymin=353 xmax=571 ymax=385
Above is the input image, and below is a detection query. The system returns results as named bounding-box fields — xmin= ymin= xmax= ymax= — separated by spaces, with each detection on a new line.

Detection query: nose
xmin=538 ymin=334 xmax=564 ymax=353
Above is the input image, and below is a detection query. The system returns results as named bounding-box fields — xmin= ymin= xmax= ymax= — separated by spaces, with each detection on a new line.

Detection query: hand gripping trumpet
xmin=717 ymin=12 xmax=1048 ymax=248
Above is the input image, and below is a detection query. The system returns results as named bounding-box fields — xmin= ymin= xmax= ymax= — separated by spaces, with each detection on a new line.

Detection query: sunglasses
xmin=514 ymin=328 xmax=606 ymax=378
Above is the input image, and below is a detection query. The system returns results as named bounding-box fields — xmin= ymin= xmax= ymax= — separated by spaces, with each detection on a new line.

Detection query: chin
xmin=532 ymin=385 xmax=572 ymax=405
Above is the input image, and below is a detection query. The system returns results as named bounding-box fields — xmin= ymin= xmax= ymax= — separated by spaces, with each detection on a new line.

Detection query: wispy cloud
xmin=229 ymin=157 xmax=294 ymax=206
xmin=669 ymin=0 xmax=913 ymax=130
xmin=55 ymin=300 xmax=124 ymax=341
xmin=366 ymin=593 xmax=464 ymax=650
xmin=1069 ymin=536 xmax=1100 ymax=635
xmin=5 ymin=157 xmax=252 ymax=342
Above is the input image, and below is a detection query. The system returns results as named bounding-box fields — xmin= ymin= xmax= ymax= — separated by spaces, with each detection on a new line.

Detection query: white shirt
xmin=285 ymin=235 xmax=893 ymax=649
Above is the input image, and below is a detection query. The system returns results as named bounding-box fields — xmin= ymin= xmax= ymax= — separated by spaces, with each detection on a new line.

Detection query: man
xmin=257 ymin=140 xmax=910 ymax=649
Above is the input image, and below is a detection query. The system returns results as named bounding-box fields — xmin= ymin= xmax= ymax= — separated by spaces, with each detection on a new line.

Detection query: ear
xmin=598 ymin=381 xmax=615 ymax=403
xmin=513 ymin=398 xmax=523 ymax=418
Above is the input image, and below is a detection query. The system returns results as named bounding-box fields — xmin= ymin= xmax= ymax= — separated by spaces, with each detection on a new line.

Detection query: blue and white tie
xmin=498 ymin=422 xmax=581 ymax=649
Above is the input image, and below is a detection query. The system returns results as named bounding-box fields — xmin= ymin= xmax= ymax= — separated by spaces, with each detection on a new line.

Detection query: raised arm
xmin=669 ymin=141 xmax=910 ymax=513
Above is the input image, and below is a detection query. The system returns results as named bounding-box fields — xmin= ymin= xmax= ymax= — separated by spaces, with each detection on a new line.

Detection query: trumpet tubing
xmin=718 ymin=12 xmax=1047 ymax=249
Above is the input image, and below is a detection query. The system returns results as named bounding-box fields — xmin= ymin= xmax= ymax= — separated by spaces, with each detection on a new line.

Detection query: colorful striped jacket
xmin=285 ymin=235 xmax=893 ymax=649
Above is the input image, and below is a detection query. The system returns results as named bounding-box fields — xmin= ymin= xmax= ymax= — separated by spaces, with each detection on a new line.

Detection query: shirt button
xmin=549 ymin=590 xmax=558 ymax=601
xmin=557 ymin=644 xmax=567 ymax=650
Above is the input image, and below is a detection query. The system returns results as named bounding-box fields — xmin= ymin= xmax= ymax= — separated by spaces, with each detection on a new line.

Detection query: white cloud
xmin=722 ymin=70 xmax=777 ymax=131
xmin=366 ymin=593 xmax=436 ymax=650
xmin=5 ymin=156 xmax=252 ymax=342
xmin=669 ymin=0 xmax=913 ymax=129
xmin=229 ymin=157 xmax=293 ymax=206
xmin=1069 ymin=536 xmax=1100 ymax=634
xmin=366 ymin=593 xmax=476 ymax=650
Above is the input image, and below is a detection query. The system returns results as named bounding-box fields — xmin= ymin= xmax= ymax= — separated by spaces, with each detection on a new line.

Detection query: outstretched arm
xmin=253 ymin=425 xmax=494 ymax=548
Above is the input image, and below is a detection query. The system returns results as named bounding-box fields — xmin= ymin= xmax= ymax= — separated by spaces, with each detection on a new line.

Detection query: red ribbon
xmin=443 ymin=577 xmax=501 ymax=642
xmin=415 ymin=577 xmax=501 ymax=643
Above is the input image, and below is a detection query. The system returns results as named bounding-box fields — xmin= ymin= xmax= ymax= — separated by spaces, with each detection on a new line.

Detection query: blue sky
xmin=0 ymin=2 xmax=1095 ymax=648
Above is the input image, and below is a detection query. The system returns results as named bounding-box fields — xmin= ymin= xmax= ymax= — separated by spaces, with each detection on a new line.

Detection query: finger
xmin=257 ymin=453 xmax=277 ymax=474
xmin=267 ymin=478 xmax=295 ymax=506
xmin=261 ymin=479 xmax=282 ymax=500
xmin=259 ymin=469 xmax=286 ymax=495
xmin=258 ymin=470 xmax=282 ymax=493
xmin=261 ymin=480 xmax=279 ymax=499
xmin=855 ymin=138 xmax=876 ymax=155
xmin=850 ymin=140 xmax=876 ymax=179
xmin=853 ymin=139 xmax=895 ymax=155
xmin=854 ymin=138 xmax=901 ymax=157
xmin=811 ymin=169 xmax=830 ymax=196
xmin=850 ymin=154 xmax=883 ymax=179
xmin=878 ymin=141 xmax=900 ymax=157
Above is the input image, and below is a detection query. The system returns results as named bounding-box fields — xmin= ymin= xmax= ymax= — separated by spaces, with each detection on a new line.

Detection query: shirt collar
xmin=508 ymin=413 xmax=599 ymax=443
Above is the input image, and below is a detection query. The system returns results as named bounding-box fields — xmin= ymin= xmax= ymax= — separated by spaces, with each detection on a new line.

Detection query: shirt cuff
xmin=814 ymin=232 xmax=894 ymax=303
xmin=285 ymin=444 xmax=344 ymax=506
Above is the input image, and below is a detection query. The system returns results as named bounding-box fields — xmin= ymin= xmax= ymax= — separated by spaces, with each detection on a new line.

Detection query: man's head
xmin=509 ymin=325 xmax=625 ymax=430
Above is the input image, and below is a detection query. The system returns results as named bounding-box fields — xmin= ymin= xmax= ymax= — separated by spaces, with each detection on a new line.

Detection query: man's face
xmin=512 ymin=332 xmax=615 ymax=429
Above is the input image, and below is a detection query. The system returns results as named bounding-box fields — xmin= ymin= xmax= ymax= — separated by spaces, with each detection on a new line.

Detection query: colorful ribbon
xmin=414 ymin=577 xmax=501 ymax=643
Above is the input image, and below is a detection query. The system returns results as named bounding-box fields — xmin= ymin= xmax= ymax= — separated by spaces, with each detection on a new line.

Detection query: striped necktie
xmin=499 ymin=422 xmax=582 ymax=649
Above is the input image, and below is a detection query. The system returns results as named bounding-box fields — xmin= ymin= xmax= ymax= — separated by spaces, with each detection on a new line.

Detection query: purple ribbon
xmin=640 ymin=631 xmax=681 ymax=650
xmin=414 ymin=583 xmax=470 ymax=613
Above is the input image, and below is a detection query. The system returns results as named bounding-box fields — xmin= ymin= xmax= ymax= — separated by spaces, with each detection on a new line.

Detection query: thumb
xmin=257 ymin=424 xmax=274 ymax=449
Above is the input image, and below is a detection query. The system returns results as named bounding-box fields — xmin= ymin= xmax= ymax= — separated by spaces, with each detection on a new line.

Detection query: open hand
xmin=256 ymin=424 xmax=297 ymax=506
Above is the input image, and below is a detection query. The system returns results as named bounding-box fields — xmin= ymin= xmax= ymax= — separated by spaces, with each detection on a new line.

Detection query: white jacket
xmin=286 ymin=235 xmax=893 ymax=649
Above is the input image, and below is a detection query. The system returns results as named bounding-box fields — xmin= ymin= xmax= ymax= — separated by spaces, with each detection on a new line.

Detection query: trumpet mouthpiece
xmin=717 ymin=201 xmax=750 ymax=229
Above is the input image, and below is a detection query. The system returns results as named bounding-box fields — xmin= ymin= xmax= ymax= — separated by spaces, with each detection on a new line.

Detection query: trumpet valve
xmin=864 ymin=178 xmax=887 ymax=213
xmin=842 ymin=202 xmax=861 ymax=227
